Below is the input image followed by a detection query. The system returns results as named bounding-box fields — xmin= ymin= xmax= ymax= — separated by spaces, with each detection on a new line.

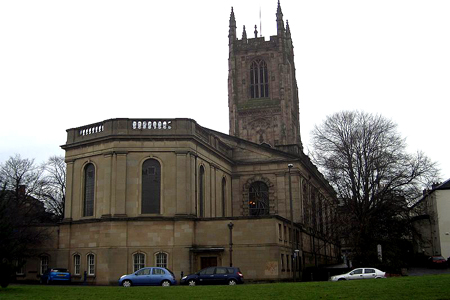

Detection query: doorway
xmin=200 ymin=257 xmax=218 ymax=269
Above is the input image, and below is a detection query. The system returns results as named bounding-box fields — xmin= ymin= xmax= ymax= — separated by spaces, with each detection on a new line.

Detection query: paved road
xmin=407 ymin=267 xmax=450 ymax=276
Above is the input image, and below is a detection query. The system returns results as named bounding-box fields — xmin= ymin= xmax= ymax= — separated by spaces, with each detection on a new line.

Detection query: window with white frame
xmin=40 ymin=255 xmax=49 ymax=275
xmin=87 ymin=254 xmax=95 ymax=275
xmin=155 ymin=252 xmax=167 ymax=268
xmin=73 ymin=254 xmax=81 ymax=275
xmin=133 ymin=253 xmax=145 ymax=272
xmin=15 ymin=259 xmax=25 ymax=275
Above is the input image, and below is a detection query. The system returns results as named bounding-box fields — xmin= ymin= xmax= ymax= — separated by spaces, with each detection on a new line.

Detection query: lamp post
xmin=288 ymin=163 xmax=296 ymax=282
xmin=228 ymin=222 xmax=234 ymax=267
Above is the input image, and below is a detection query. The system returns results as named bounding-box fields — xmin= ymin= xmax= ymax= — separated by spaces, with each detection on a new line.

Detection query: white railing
xmin=132 ymin=120 xmax=172 ymax=130
xmin=79 ymin=124 xmax=104 ymax=136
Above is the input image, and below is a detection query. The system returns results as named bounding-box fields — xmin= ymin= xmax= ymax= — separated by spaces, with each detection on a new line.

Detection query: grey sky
xmin=1 ymin=0 xmax=449 ymax=179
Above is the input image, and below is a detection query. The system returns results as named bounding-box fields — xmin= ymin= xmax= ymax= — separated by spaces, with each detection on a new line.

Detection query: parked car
xmin=428 ymin=256 xmax=448 ymax=268
xmin=118 ymin=267 xmax=176 ymax=287
xmin=330 ymin=268 xmax=386 ymax=281
xmin=180 ymin=266 xmax=244 ymax=286
xmin=40 ymin=268 xmax=71 ymax=284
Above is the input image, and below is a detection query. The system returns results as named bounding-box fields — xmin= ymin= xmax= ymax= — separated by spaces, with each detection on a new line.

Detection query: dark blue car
xmin=40 ymin=268 xmax=71 ymax=284
xmin=118 ymin=267 xmax=176 ymax=287
xmin=180 ymin=267 xmax=244 ymax=286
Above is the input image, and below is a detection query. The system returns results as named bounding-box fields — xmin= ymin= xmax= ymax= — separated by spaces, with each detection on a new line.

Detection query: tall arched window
xmin=221 ymin=177 xmax=226 ymax=217
xmin=250 ymin=59 xmax=269 ymax=98
xmin=155 ymin=252 xmax=168 ymax=268
xmin=73 ymin=254 xmax=81 ymax=275
xmin=199 ymin=166 xmax=205 ymax=217
xmin=133 ymin=253 xmax=145 ymax=272
xmin=249 ymin=181 xmax=269 ymax=216
xmin=83 ymin=163 xmax=95 ymax=217
xmin=87 ymin=253 xmax=95 ymax=275
xmin=142 ymin=159 xmax=161 ymax=214
xmin=40 ymin=255 xmax=49 ymax=275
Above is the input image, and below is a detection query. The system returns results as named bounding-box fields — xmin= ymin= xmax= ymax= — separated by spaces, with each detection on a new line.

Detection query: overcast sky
xmin=1 ymin=0 xmax=449 ymax=180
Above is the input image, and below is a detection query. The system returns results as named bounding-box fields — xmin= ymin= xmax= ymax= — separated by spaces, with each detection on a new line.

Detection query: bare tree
xmin=0 ymin=154 xmax=43 ymax=198
xmin=310 ymin=111 xmax=439 ymax=266
xmin=40 ymin=156 xmax=66 ymax=219
xmin=0 ymin=155 xmax=52 ymax=288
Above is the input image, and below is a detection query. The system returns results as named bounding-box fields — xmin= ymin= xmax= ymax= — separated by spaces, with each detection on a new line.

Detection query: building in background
xmin=412 ymin=179 xmax=450 ymax=260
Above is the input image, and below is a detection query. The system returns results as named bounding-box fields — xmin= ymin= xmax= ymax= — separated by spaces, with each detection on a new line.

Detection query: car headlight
xmin=120 ymin=275 xmax=126 ymax=279
xmin=181 ymin=276 xmax=187 ymax=280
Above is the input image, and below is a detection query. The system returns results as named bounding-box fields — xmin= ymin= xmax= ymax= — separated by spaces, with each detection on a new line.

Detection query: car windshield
xmin=433 ymin=256 xmax=445 ymax=261
xmin=52 ymin=268 xmax=68 ymax=272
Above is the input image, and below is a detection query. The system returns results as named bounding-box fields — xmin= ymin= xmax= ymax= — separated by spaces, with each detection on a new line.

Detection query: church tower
xmin=228 ymin=1 xmax=302 ymax=149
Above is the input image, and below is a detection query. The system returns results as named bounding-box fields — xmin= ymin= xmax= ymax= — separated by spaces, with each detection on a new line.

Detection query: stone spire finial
xmin=229 ymin=7 xmax=236 ymax=42
xmin=286 ymin=20 xmax=291 ymax=37
xmin=276 ymin=0 xmax=285 ymax=37
xmin=254 ymin=24 xmax=258 ymax=38
xmin=242 ymin=25 xmax=247 ymax=40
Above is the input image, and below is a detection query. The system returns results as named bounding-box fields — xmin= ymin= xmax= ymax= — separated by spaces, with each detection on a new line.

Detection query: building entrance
xmin=200 ymin=257 xmax=217 ymax=269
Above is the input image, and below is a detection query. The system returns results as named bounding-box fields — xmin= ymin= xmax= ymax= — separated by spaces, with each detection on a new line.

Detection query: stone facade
xmin=228 ymin=3 xmax=301 ymax=148
xmin=17 ymin=3 xmax=340 ymax=285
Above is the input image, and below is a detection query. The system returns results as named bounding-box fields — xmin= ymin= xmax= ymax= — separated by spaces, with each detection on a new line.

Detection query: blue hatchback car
xmin=40 ymin=268 xmax=71 ymax=284
xmin=118 ymin=267 xmax=176 ymax=287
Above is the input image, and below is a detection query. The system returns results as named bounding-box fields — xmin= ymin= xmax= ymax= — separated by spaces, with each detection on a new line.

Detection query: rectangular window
xmin=87 ymin=254 xmax=95 ymax=275
xmin=284 ymin=225 xmax=287 ymax=243
xmin=40 ymin=256 xmax=48 ymax=275
xmin=289 ymin=227 xmax=291 ymax=243
xmin=74 ymin=255 xmax=81 ymax=275
xmin=278 ymin=224 xmax=282 ymax=242
xmin=16 ymin=259 xmax=25 ymax=275
xmin=287 ymin=255 xmax=290 ymax=271
xmin=156 ymin=253 xmax=167 ymax=268
xmin=281 ymin=254 xmax=285 ymax=272
xmin=134 ymin=253 xmax=145 ymax=272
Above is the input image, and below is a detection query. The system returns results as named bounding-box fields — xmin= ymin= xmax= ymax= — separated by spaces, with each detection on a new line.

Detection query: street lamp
xmin=228 ymin=222 xmax=234 ymax=267
xmin=288 ymin=163 xmax=296 ymax=282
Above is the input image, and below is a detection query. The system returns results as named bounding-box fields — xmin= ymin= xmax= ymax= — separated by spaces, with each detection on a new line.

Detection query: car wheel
xmin=338 ymin=278 xmax=346 ymax=281
xmin=188 ymin=279 xmax=196 ymax=286
xmin=161 ymin=280 xmax=171 ymax=287
xmin=122 ymin=280 xmax=132 ymax=287
xmin=228 ymin=279 xmax=237 ymax=285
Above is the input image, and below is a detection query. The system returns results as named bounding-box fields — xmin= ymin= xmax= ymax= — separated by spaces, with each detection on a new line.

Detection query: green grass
xmin=1 ymin=275 xmax=450 ymax=300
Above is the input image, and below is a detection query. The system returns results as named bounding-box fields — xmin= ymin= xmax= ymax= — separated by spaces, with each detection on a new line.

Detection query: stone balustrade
xmin=64 ymin=118 xmax=232 ymax=157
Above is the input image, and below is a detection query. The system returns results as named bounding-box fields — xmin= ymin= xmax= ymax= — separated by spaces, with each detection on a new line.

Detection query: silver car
xmin=330 ymin=268 xmax=386 ymax=281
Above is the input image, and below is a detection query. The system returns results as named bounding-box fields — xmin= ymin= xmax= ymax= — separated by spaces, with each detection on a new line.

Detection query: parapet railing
xmin=65 ymin=118 xmax=231 ymax=157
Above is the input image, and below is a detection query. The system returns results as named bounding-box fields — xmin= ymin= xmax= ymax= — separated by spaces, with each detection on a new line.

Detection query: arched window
xmin=142 ymin=159 xmax=161 ymax=214
xmin=87 ymin=253 xmax=95 ymax=275
xmin=40 ymin=255 xmax=49 ymax=275
xmin=73 ymin=254 xmax=81 ymax=275
xmin=199 ymin=166 xmax=205 ymax=217
xmin=155 ymin=252 xmax=168 ymax=268
xmin=133 ymin=253 xmax=145 ymax=272
xmin=83 ymin=163 xmax=95 ymax=217
xmin=250 ymin=59 xmax=269 ymax=98
xmin=221 ymin=177 xmax=226 ymax=217
xmin=249 ymin=181 xmax=269 ymax=216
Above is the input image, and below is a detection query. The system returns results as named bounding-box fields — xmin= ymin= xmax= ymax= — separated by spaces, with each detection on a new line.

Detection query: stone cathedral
xmin=20 ymin=2 xmax=339 ymax=285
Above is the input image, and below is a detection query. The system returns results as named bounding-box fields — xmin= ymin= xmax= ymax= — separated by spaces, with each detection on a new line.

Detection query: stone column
xmin=64 ymin=160 xmax=74 ymax=220
xmin=175 ymin=151 xmax=188 ymax=215
xmin=113 ymin=152 xmax=127 ymax=217
xmin=102 ymin=153 xmax=113 ymax=217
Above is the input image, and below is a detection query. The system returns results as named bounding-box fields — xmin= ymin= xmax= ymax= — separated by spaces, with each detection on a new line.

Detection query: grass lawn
xmin=1 ymin=275 xmax=450 ymax=300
